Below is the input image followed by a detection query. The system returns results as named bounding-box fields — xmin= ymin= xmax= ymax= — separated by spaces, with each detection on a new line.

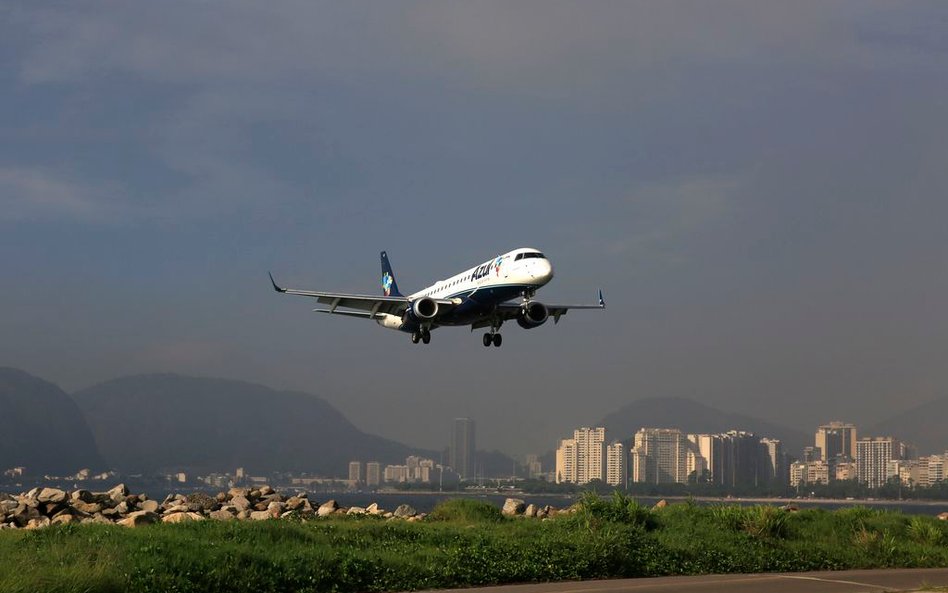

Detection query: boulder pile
xmin=0 ymin=485 xmax=432 ymax=530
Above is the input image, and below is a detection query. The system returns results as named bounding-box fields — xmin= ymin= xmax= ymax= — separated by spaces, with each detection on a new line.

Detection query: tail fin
xmin=380 ymin=251 xmax=403 ymax=297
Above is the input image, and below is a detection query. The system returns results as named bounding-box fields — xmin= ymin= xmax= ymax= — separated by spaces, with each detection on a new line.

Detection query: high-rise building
xmin=721 ymin=430 xmax=767 ymax=488
xmin=366 ymin=461 xmax=381 ymax=487
xmin=856 ymin=436 xmax=900 ymax=489
xmin=759 ymin=438 xmax=784 ymax=487
xmin=631 ymin=428 xmax=688 ymax=484
xmin=605 ymin=441 xmax=627 ymax=487
xmin=928 ymin=455 xmax=945 ymax=486
xmin=555 ymin=438 xmax=577 ymax=484
xmin=815 ymin=422 xmax=857 ymax=461
xmin=555 ymin=427 xmax=607 ymax=484
xmin=450 ymin=418 xmax=476 ymax=480
xmin=575 ymin=427 xmax=607 ymax=483
xmin=348 ymin=461 xmax=362 ymax=483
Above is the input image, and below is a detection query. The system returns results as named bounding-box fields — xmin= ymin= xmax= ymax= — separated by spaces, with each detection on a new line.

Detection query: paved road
xmin=429 ymin=569 xmax=948 ymax=593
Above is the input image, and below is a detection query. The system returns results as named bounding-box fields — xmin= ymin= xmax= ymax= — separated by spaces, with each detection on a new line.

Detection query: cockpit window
xmin=520 ymin=252 xmax=545 ymax=260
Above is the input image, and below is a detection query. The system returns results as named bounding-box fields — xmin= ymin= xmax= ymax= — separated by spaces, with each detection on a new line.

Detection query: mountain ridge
xmin=0 ymin=367 xmax=104 ymax=474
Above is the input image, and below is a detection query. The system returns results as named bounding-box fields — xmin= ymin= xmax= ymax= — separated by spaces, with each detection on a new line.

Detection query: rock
xmin=317 ymin=500 xmax=338 ymax=517
xmin=230 ymin=496 xmax=251 ymax=512
xmin=280 ymin=510 xmax=298 ymax=520
xmin=209 ymin=510 xmax=235 ymax=521
xmin=347 ymin=506 xmax=366 ymax=516
xmin=72 ymin=501 xmax=104 ymax=515
xmin=366 ymin=503 xmax=382 ymax=515
xmin=237 ymin=510 xmax=251 ymax=520
xmin=382 ymin=512 xmax=393 ymax=519
xmin=267 ymin=501 xmax=286 ymax=518
xmin=938 ymin=512 xmax=948 ymax=521
xmin=228 ymin=487 xmax=249 ymax=499
xmin=26 ymin=517 xmax=51 ymax=530
xmin=652 ymin=499 xmax=668 ymax=510
xmin=186 ymin=492 xmax=218 ymax=512
xmin=139 ymin=500 xmax=160 ymax=513
xmin=37 ymin=488 xmax=68 ymax=504
xmin=114 ymin=501 xmax=129 ymax=515
xmin=125 ymin=494 xmax=141 ymax=507
xmin=259 ymin=485 xmax=274 ymax=496
xmin=502 ymin=498 xmax=526 ymax=516
xmin=107 ymin=484 xmax=129 ymax=502
xmin=163 ymin=512 xmax=204 ymax=524
xmin=216 ymin=492 xmax=229 ymax=503
xmin=117 ymin=511 xmax=160 ymax=527
xmin=71 ymin=490 xmax=96 ymax=504
xmin=286 ymin=496 xmax=305 ymax=511
xmin=10 ymin=504 xmax=40 ymax=527
xmin=393 ymin=504 xmax=416 ymax=518
xmin=165 ymin=504 xmax=189 ymax=514
xmin=524 ymin=504 xmax=538 ymax=518
xmin=52 ymin=514 xmax=76 ymax=526
xmin=250 ymin=510 xmax=272 ymax=521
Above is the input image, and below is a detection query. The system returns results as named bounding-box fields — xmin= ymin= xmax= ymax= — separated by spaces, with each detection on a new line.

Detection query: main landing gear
xmin=411 ymin=329 xmax=431 ymax=345
xmin=482 ymin=332 xmax=502 ymax=347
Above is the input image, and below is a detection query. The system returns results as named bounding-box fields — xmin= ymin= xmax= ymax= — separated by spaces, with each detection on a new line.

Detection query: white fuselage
xmin=408 ymin=248 xmax=554 ymax=301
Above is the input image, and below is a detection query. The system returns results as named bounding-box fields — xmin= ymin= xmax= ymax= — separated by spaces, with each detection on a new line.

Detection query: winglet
xmin=269 ymin=272 xmax=286 ymax=293
xmin=598 ymin=289 xmax=605 ymax=308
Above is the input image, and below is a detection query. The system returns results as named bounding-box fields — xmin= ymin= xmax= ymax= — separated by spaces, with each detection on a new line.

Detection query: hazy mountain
xmin=868 ymin=397 xmax=948 ymax=455
xmin=0 ymin=367 xmax=104 ymax=474
xmin=598 ymin=397 xmax=811 ymax=456
xmin=73 ymin=374 xmax=435 ymax=476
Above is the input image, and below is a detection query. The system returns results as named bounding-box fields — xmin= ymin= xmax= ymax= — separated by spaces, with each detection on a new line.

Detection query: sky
xmin=2 ymin=1 xmax=948 ymax=457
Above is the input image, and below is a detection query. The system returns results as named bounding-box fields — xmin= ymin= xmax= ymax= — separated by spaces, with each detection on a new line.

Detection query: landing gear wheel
xmin=483 ymin=333 xmax=492 ymax=347
xmin=411 ymin=332 xmax=421 ymax=344
xmin=492 ymin=334 xmax=503 ymax=347
xmin=421 ymin=330 xmax=431 ymax=344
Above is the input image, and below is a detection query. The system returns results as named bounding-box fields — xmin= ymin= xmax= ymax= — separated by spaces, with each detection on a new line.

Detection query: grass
xmin=2 ymin=495 xmax=948 ymax=592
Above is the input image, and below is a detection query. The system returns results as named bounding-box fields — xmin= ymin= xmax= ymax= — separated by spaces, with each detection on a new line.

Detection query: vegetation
xmin=2 ymin=494 xmax=948 ymax=593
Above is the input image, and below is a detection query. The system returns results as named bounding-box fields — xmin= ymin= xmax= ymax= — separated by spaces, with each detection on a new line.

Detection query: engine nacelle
xmin=410 ymin=297 xmax=439 ymax=320
xmin=517 ymin=301 xmax=549 ymax=329
xmin=377 ymin=313 xmax=406 ymax=331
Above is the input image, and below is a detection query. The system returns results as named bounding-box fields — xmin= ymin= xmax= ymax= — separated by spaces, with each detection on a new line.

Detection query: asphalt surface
xmin=429 ymin=569 xmax=948 ymax=593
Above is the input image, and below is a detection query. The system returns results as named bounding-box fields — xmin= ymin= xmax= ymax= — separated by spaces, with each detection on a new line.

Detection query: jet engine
xmin=411 ymin=297 xmax=439 ymax=320
xmin=517 ymin=301 xmax=549 ymax=329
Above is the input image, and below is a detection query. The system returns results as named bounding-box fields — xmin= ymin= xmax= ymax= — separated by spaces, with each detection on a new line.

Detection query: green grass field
xmin=2 ymin=494 xmax=947 ymax=593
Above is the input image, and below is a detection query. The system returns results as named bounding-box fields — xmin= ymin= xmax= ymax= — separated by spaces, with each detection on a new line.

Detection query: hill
xmin=598 ymin=396 xmax=810 ymax=455
xmin=73 ymin=374 xmax=434 ymax=476
xmin=868 ymin=396 xmax=948 ymax=455
xmin=0 ymin=367 xmax=104 ymax=474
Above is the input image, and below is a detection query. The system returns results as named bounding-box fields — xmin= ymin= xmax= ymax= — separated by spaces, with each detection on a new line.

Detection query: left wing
xmin=269 ymin=272 xmax=409 ymax=317
xmin=495 ymin=290 xmax=605 ymax=324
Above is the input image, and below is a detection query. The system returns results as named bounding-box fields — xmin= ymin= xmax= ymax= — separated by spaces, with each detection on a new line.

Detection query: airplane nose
xmin=538 ymin=260 xmax=554 ymax=283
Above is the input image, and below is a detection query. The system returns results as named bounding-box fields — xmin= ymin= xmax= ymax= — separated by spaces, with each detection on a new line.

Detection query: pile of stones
xmin=0 ymin=485 xmax=426 ymax=530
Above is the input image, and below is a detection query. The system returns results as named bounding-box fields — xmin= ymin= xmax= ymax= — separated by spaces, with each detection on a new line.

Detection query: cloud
xmin=0 ymin=166 xmax=120 ymax=222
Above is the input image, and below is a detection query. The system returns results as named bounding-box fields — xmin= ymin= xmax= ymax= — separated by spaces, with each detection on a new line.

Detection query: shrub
xmin=428 ymin=499 xmax=503 ymax=523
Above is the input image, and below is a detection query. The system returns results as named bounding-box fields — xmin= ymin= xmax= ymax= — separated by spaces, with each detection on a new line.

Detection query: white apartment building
xmin=631 ymin=428 xmax=689 ymax=484
xmin=856 ymin=437 xmax=900 ymax=489
xmin=605 ymin=440 xmax=627 ymax=487
xmin=555 ymin=427 xmax=607 ymax=484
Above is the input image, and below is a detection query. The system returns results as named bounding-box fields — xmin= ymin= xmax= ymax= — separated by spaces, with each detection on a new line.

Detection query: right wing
xmin=269 ymin=273 xmax=409 ymax=317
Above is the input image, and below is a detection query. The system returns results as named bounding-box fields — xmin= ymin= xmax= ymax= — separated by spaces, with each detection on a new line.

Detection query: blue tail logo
xmin=380 ymin=251 xmax=402 ymax=297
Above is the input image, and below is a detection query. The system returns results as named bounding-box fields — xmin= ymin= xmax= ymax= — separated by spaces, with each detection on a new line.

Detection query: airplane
xmin=268 ymin=247 xmax=604 ymax=347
